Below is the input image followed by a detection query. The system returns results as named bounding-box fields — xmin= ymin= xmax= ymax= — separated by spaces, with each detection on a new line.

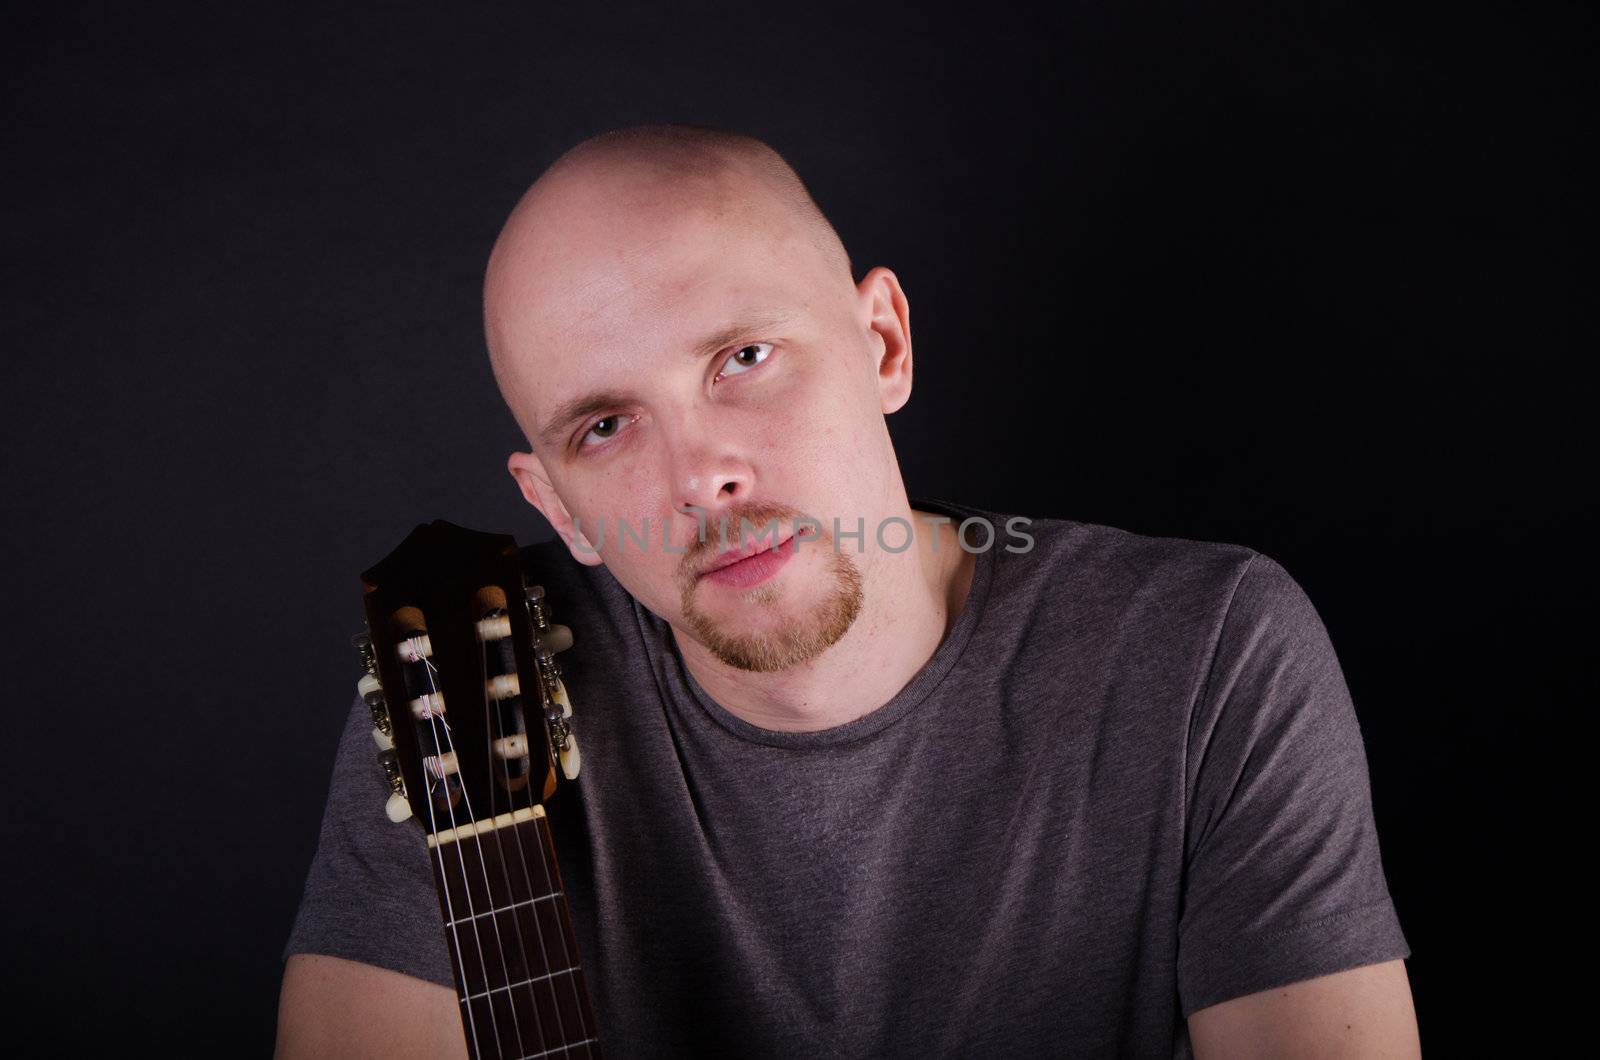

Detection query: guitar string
xmin=415 ymin=637 xmax=514 ymax=1056
xmin=526 ymin=615 xmax=596 ymax=1052
xmin=531 ymin=797 xmax=592 ymax=1054
xmin=407 ymin=637 xmax=487 ymax=1059
xmin=482 ymin=610 xmax=566 ymax=1056
xmin=522 ymin=667 xmax=592 ymax=1051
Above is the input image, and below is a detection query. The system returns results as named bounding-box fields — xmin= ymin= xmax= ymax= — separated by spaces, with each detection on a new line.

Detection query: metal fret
xmin=444 ymin=892 xmax=562 ymax=927
xmin=518 ymin=1038 xmax=601 ymax=1059
xmin=461 ymin=965 xmax=581 ymax=1002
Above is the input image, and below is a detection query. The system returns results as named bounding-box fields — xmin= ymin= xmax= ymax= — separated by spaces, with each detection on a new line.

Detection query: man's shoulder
xmin=944 ymin=500 xmax=1262 ymax=613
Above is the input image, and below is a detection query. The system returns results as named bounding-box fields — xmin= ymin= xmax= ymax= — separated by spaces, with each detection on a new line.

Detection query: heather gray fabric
xmin=284 ymin=496 xmax=1410 ymax=1057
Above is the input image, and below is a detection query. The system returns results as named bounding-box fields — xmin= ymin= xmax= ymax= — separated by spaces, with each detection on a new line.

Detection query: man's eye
xmin=717 ymin=342 xmax=773 ymax=379
xmin=580 ymin=414 xmax=629 ymax=449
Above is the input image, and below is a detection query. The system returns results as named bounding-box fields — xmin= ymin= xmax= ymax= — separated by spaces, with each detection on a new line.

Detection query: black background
xmin=5 ymin=2 xmax=1591 ymax=1054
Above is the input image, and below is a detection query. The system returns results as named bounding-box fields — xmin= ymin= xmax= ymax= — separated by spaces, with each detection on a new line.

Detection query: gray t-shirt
xmin=284 ymin=496 xmax=1410 ymax=1057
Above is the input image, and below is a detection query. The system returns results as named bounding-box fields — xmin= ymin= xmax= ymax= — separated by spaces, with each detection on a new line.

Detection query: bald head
xmin=484 ymin=124 xmax=855 ymax=443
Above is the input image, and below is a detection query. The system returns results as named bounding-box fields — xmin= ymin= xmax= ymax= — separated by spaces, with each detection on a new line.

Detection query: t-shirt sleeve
xmin=281 ymin=690 xmax=456 ymax=988
xmin=1176 ymin=552 xmax=1410 ymax=1017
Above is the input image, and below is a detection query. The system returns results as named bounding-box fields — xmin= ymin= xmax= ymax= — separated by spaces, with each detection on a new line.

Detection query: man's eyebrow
xmin=536 ymin=312 xmax=796 ymax=450
xmin=538 ymin=390 xmax=634 ymax=449
xmin=688 ymin=311 xmax=794 ymax=361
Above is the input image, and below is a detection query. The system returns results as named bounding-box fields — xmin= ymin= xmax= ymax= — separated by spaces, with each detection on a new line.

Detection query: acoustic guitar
xmin=352 ymin=519 xmax=602 ymax=1059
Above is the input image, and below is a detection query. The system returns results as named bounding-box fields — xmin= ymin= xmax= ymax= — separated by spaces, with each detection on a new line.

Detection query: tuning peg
xmin=550 ymin=677 xmax=573 ymax=719
xmin=354 ymin=630 xmax=386 ymax=706
xmin=352 ymin=630 xmax=377 ymax=671
xmin=355 ymin=631 xmax=396 ymax=751
xmin=386 ymin=792 xmax=413 ymax=823
xmin=359 ymin=674 xmax=393 ymax=738
xmin=539 ymin=623 xmax=574 ymax=654
xmin=377 ymin=749 xmax=411 ymax=823
xmin=559 ymin=730 xmax=581 ymax=780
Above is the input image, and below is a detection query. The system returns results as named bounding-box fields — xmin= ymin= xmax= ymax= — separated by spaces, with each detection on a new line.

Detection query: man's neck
xmin=672 ymin=507 xmax=978 ymax=733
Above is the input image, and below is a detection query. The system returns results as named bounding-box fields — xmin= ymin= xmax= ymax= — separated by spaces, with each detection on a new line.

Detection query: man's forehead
xmin=511 ymin=215 xmax=820 ymax=356
xmin=543 ymin=246 xmax=805 ymax=344
xmin=507 ymin=163 xmax=783 ymax=279
xmin=540 ymin=280 xmax=801 ymax=385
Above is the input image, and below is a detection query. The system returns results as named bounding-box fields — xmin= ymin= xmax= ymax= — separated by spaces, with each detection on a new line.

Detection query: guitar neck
xmin=426 ymin=805 xmax=601 ymax=1059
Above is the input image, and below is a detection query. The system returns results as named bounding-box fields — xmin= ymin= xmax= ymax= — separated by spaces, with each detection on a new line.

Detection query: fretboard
xmin=426 ymin=806 xmax=601 ymax=1059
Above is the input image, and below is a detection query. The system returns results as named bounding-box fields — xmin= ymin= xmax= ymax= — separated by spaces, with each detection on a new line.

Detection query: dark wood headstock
xmin=354 ymin=520 xmax=579 ymax=833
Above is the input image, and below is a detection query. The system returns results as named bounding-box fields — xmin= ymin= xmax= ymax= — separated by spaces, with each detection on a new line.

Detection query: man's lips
xmin=701 ymin=533 xmax=792 ymax=576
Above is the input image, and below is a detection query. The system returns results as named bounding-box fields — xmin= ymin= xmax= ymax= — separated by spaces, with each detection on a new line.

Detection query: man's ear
xmin=857 ymin=266 xmax=913 ymax=414
xmin=506 ymin=451 xmax=605 ymax=567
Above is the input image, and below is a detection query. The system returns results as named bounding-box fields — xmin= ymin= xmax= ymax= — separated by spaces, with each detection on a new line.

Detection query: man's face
xmin=489 ymin=166 xmax=907 ymax=671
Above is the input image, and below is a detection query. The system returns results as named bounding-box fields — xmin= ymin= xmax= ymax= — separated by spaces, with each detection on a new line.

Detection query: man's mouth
xmin=702 ymin=532 xmax=793 ymax=576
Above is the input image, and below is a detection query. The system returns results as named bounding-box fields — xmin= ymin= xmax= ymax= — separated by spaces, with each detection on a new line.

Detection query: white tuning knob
xmin=371 ymin=727 xmax=393 ymax=751
xmin=559 ymin=731 xmax=581 ymax=780
xmin=358 ymin=673 xmax=382 ymax=698
xmin=550 ymin=677 xmax=574 ymax=719
xmin=386 ymin=791 xmax=413 ymax=823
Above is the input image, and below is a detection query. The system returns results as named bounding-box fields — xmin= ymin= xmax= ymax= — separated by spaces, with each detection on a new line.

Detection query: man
xmin=277 ymin=123 xmax=1419 ymax=1057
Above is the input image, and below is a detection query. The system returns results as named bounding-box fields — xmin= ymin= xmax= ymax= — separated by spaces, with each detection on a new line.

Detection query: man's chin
xmin=682 ymin=557 xmax=864 ymax=673
xmin=690 ymin=618 xmax=851 ymax=674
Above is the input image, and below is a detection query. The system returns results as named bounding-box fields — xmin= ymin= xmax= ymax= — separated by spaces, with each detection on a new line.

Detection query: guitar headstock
xmin=352 ymin=520 xmax=580 ymax=834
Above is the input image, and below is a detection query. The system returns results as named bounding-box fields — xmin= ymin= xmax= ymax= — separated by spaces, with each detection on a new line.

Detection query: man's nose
xmin=671 ymin=441 xmax=753 ymax=522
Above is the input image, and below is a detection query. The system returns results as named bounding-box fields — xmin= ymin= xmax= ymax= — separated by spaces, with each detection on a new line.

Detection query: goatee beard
xmin=677 ymin=503 xmax=865 ymax=673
